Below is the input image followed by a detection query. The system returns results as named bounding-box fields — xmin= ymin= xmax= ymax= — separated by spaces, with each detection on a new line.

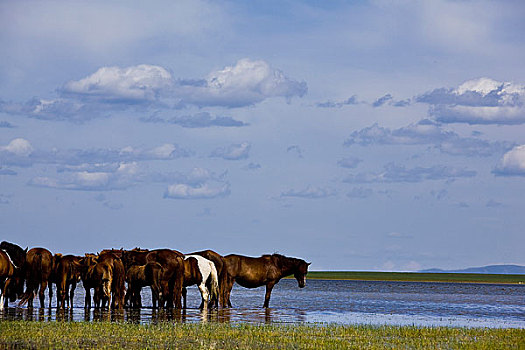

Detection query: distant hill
xmin=420 ymin=264 xmax=525 ymax=275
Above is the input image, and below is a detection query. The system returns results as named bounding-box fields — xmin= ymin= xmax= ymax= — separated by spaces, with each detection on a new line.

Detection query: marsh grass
xmin=0 ymin=321 xmax=523 ymax=349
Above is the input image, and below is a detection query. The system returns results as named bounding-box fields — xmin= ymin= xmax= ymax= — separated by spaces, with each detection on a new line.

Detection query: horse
xmin=121 ymin=248 xmax=150 ymax=270
xmin=54 ymin=254 xmax=82 ymax=309
xmin=0 ymin=250 xmax=18 ymax=309
xmin=145 ymin=249 xmax=185 ymax=309
xmin=19 ymin=247 xmax=54 ymax=308
xmin=79 ymin=253 xmax=98 ymax=309
xmin=188 ymin=249 xmax=224 ymax=308
xmin=183 ymin=255 xmax=219 ymax=309
xmin=125 ymin=262 xmax=164 ymax=308
xmin=221 ymin=253 xmax=310 ymax=308
xmin=0 ymin=241 xmax=27 ymax=302
xmin=97 ymin=251 xmax=126 ymax=310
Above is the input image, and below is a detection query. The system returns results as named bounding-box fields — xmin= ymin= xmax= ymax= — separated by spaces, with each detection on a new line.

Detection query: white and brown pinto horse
xmin=183 ymin=255 xmax=219 ymax=309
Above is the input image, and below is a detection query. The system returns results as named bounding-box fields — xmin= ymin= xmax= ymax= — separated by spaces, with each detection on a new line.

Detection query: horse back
xmin=223 ymin=254 xmax=275 ymax=287
xmin=25 ymin=247 xmax=53 ymax=281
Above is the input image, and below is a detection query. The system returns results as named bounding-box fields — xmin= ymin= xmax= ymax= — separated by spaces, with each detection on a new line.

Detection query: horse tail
xmin=102 ymin=267 xmax=112 ymax=300
xmin=18 ymin=253 xmax=42 ymax=306
xmin=209 ymin=262 xmax=219 ymax=302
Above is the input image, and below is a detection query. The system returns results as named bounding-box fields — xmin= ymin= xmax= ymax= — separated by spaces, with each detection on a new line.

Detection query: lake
xmin=1 ymin=279 xmax=523 ymax=328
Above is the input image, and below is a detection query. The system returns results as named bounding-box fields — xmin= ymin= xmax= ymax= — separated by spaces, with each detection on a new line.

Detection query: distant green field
xmin=302 ymin=271 xmax=525 ymax=284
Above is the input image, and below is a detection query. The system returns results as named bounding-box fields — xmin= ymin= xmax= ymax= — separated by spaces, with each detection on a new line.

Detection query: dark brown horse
xmin=0 ymin=241 xmax=27 ymax=303
xmin=145 ymin=249 xmax=184 ymax=309
xmin=121 ymin=248 xmax=150 ymax=270
xmin=221 ymin=253 xmax=310 ymax=308
xmin=126 ymin=262 xmax=164 ymax=308
xmin=54 ymin=254 xmax=82 ymax=309
xmin=19 ymin=247 xmax=54 ymax=308
xmin=188 ymin=249 xmax=224 ymax=308
xmin=97 ymin=251 xmax=126 ymax=310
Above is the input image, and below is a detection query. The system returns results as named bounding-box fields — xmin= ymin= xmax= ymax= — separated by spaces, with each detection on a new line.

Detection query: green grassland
xmin=303 ymin=271 xmax=525 ymax=284
xmin=1 ymin=321 xmax=523 ymax=349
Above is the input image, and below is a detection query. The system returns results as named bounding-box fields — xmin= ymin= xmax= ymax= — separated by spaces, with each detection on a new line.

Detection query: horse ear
xmin=307 ymin=262 xmax=311 ymax=266
xmin=24 ymin=247 xmax=28 ymax=253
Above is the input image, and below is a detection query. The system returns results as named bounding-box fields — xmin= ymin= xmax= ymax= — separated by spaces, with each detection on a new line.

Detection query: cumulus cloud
xmin=164 ymin=183 xmax=230 ymax=199
xmin=417 ymin=78 xmax=525 ymax=125
xmin=61 ymin=65 xmax=173 ymax=103
xmin=210 ymin=142 xmax=250 ymax=160
xmin=343 ymin=163 xmax=476 ymax=183
xmin=280 ymin=185 xmax=337 ymax=199
xmin=30 ymin=162 xmax=140 ymax=191
xmin=140 ymin=111 xmax=247 ymax=128
xmin=0 ymin=138 xmax=35 ymax=166
xmin=493 ymin=145 xmax=525 ymax=176
xmin=344 ymin=119 xmax=510 ymax=157
xmin=176 ymin=58 xmax=307 ymax=107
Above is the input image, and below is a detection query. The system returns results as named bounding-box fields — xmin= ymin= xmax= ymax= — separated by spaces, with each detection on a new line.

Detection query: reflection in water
xmin=0 ymin=280 xmax=523 ymax=328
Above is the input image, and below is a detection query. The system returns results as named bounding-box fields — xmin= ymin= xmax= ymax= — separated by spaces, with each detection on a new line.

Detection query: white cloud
xmin=1 ymin=138 xmax=33 ymax=156
xmin=30 ymin=162 xmax=139 ymax=191
xmin=210 ymin=142 xmax=251 ymax=160
xmin=493 ymin=145 xmax=525 ymax=176
xmin=176 ymin=58 xmax=307 ymax=107
xmin=417 ymin=78 xmax=525 ymax=125
xmin=164 ymin=183 xmax=230 ymax=199
xmin=61 ymin=65 xmax=173 ymax=103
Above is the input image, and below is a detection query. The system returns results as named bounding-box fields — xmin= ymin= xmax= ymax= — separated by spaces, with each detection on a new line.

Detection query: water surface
xmin=1 ymin=280 xmax=523 ymax=328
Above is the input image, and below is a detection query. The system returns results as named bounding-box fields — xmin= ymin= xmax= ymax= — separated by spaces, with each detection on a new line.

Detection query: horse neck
xmin=276 ymin=256 xmax=300 ymax=277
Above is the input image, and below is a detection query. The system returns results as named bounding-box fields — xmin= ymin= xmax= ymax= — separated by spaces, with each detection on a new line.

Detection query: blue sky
xmin=1 ymin=0 xmax=524 ymax=271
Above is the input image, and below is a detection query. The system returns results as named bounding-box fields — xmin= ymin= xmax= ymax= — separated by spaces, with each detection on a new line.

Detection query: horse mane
xmin=0 ymin=241 xmax=27 ymax=266
xmin=266 ymin=253 xmax=305 ymax=270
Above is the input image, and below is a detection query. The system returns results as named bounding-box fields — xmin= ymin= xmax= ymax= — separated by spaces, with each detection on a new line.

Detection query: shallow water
xmin=1 ymin=280 xmax=523 ymax=328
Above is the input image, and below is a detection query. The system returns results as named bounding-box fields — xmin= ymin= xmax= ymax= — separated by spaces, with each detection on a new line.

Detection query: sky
xmin=1 ymin=0 xmax=524 ymax=271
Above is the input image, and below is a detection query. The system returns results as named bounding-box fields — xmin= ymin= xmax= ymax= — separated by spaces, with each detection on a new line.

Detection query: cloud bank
xmin=417 ymin=78 xmax=525 ymax=125
xmin=0 ymin=59 xmax=307 ymax=122
xmin=344 ymin=119 xmax=510 ymax=157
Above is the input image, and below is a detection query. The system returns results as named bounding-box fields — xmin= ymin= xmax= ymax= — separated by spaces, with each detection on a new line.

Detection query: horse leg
xmin=198 ymin=283 xmax=209 ymax=310
xmin=263 ymin=282 xmax=276 ymax=308
xmin=224 ymin=275 xmax=235 ymax=308
xmin=39 ymin=281 xmax=48 ymax=309
xmin=48 ymin=282 xmax=53 ymax=309
xmin=69 ymin=282 xmax=77 ymax=309
xmin=182 ymin=287 xmax=187 ymax=309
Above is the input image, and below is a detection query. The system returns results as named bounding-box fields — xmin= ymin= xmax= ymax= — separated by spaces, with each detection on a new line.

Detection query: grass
xmin=302 ymin=271 xmax=525 ymax=284
xmin=0 ymin=321 xmax=523 ymax=349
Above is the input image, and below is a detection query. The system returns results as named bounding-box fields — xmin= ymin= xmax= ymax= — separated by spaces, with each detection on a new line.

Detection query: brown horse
xmin=188 ymin=249 xmax=224 ymax=308
xmin=0 ymin=241 xmax=27 ymax=303
xmin=19 ymin=247 xmax=54 ymax=308
xmin=54 ymin=254 xmax=82 ymax=309
xmin=121 ymin=248 xmax=150 ymax=270
xmin=221 ymin=253 xmax=310 ymax=308
xmin=79 ymin=253 xmax=98 ymax=309
xmin=126 ymin=262 xmax=164 ymax=308
xmin=145 ymin=249 xmax=184 ymax=309
xmin=0 ymin=250 xmax=18 ymax=309
xmin=97 ymin=251 xmax=126 ymax=310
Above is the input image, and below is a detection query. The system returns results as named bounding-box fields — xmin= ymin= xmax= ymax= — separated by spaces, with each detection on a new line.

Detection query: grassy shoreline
xmin=300 ymin=271 xmax=525 ymax=284
xmin=1 ymin=321 xmax=523 ymax=349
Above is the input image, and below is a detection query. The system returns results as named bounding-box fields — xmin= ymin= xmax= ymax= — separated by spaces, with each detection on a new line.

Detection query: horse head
xmin=293 ymin=261 xmax=311 ymax=288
